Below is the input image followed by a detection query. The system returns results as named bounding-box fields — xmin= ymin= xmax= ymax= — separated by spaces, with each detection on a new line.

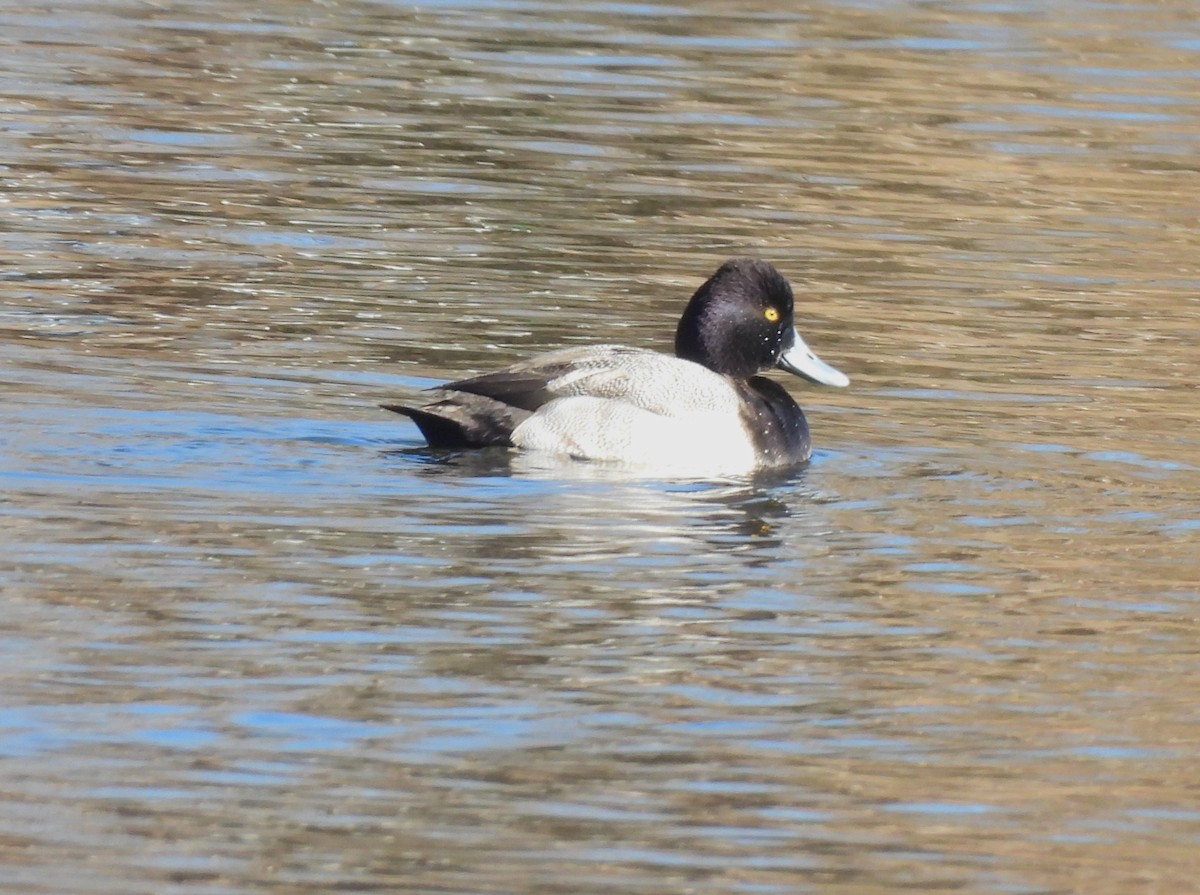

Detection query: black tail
xmin=382 ymin=396 xmax=529 ymax=448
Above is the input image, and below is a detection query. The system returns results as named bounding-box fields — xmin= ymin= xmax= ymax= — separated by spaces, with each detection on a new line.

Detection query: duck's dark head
xmin=674 ymin=258 xmax=849 ymax=386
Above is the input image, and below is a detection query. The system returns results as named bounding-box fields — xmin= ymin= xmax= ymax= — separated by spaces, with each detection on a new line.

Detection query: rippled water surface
xmin=2 ymin=1 xmax=1199 ymax=892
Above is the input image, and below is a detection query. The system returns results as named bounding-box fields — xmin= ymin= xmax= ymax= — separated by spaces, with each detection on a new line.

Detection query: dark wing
xmin=442 ymin=369 xmax=563 ymax=412
xmin=382 ymin=351 xmax=609 ymax=447
xmin=381 ymin=349 xmax=615 ymax=448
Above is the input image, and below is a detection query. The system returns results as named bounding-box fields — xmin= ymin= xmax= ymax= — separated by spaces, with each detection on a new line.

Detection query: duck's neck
xmin=675 ymin=304 xmax=761 ymax=378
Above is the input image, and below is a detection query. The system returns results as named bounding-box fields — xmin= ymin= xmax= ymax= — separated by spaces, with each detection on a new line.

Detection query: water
xmin=2 ymin=1 xmax=1199 ymax=892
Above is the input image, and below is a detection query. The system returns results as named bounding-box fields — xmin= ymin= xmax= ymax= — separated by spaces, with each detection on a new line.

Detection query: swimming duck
xmin=384 ymin=258 xmax=848 ymax=472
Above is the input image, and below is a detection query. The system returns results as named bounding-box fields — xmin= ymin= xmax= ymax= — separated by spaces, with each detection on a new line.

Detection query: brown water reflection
xmin=2 ymin=0 xmax=1199 ymax=893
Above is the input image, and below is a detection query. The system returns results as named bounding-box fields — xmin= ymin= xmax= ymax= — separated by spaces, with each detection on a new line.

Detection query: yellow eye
xmin=764 ymin=307 xmax=780 ymax=323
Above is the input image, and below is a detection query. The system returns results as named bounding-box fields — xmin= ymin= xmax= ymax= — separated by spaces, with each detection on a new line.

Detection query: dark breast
xmin=736 ymin=377 xmax=812 ymax=466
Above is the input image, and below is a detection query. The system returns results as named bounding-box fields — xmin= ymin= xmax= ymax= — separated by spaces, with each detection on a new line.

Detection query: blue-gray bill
xmin=777 ymin=330 xmax=850 ymax=387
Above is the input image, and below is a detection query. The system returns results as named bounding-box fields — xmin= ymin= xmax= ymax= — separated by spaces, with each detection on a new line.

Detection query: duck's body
xmin=385 ymin=259 xmax=848 ymax=473
xmin=389 ymin=344 xmax=809 ymax=470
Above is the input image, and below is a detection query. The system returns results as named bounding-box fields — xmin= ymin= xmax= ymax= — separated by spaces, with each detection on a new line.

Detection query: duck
xmin=383 ymin=258 xmax=848 ymax=473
